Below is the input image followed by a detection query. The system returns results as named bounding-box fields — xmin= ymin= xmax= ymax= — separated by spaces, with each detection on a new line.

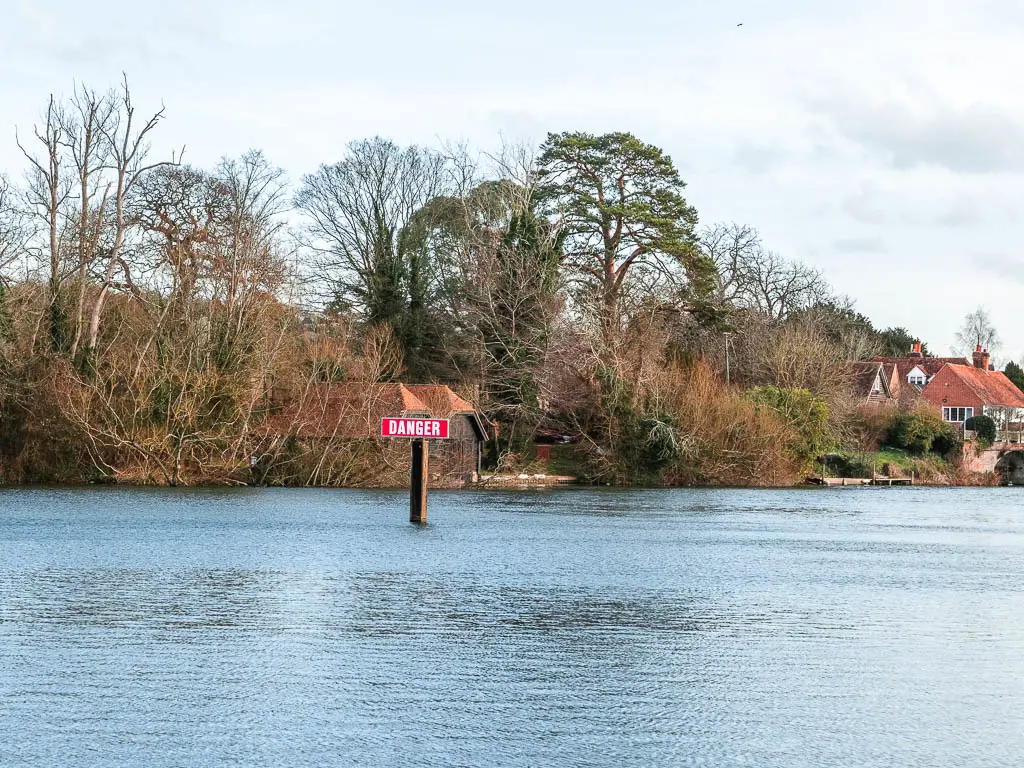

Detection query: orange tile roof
xmin=872 ymin=356 xmax=969 ymax=380
xmin=928 ymin=364 xmax=1024 ymax=409
xmin=405 ymin=385 xmax=475 ymax=414
xmin=264 ymin=383 xmax=485 ymax=439
xmin=405 ymin=385 xmax=487 ymax=440
xmin=264 ymin=383 xmax=421 ymax=439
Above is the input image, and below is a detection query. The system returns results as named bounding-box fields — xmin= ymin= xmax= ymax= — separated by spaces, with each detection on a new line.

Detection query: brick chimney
xmin=973 ymin=345 xmax=991 ymax=371
xmin=909 ymin=342 xmax=922 ymax=357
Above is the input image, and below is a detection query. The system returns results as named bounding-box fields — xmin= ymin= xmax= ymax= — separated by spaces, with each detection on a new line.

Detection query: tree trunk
xmin=85 ymin=170 xmax=126 ymax=356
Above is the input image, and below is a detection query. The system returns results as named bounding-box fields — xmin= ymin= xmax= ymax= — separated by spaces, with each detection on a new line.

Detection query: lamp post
xmin=724 ymin=332 xmax=732 ymax=386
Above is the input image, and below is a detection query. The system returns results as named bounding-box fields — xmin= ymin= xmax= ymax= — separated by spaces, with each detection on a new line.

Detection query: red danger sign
xmin=381 ymin=417 xmax=450 ymax=439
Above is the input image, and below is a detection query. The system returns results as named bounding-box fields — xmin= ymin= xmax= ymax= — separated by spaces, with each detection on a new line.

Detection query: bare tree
xmin=0 ymin=175 xmax=31 ymax=276
xmin=753 ymin=316 xmax=851 ymax=398
xmin=745 ymin=249 xmax=830 ymax=322
xmin=128 ymin=164 xmax=225 ymax=305
xmin=954 ymin=306 xmax=1000 ymax=356
xmin=697 ymin=221 xmax=761 ymax=307
xmin=16 ymin=80 xmax=176 ymax=359
xmin=83 ymin=76 xmax=177 ymax=359
xmin=58 ymin=150 xmax=292 ymax=485
xmin=17 ymin=95 xmax=74 ymax=351
xmin=295 ymin=137 xmax=450 ymax=317
xmin=209 ymin=151 xmax=288 ymax=365
xmin=62 ymin=84 xmax=116 ymax=358
xmin=697 ymin=222 xmax=832 ymax=322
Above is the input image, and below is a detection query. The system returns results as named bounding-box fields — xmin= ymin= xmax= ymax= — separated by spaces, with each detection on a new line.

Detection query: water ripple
xmin=1 ymin=487 xmax=1023 ymax=766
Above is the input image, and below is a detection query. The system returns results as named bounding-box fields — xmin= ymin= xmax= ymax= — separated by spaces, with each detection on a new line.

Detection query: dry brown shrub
xmin=0 ymin=359 xmax=92 ymax=483
xmin=845 ymin=403 xmax=897 ymax=453
xmin=649 ymin=362 xmax=802 ymax=486
xmin=753 ymin=318 xmax=850 ymax=397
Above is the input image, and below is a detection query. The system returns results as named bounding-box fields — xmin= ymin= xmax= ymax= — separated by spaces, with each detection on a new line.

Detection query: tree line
xmin=0 ymin=79 xmax=1007 ymax=485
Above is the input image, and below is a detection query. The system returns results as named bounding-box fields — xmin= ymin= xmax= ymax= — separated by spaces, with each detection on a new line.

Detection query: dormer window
xmin=908 ymin=374 xmax=926 ymax=386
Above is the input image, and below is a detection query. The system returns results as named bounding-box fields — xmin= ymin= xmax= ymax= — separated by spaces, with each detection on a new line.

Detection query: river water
xmin=1 ymin=487 xmax=1023 ymax=766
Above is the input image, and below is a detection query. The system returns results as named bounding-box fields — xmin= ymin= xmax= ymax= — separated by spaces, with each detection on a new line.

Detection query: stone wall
xmin=961 ymin=440 xmax=1024 ymax=483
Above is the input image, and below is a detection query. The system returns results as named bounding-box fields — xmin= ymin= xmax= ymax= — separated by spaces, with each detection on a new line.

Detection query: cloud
xmin=842 ymin=183 xmax=886 ymax=225
xmin=933 ymin=204 xmax=983 ymax=228
xmin=841 ymin=180 xmax=991 ymax=228
xmin=821 ymin=99 xmax=1024 ymax=174
xmin=833 ymin=236 xmax=887 ymax=254
xmin=974 ymin=252 xmax=1024 ymax=285
xmin=732 ymin=145 xmax=789 ymax=174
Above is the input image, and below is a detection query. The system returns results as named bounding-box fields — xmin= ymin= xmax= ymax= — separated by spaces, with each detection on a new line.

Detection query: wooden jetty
xmin=478 ymin=474 xmax=577 ymax=487
xmin=808 ymin=476 xmax=913 ymax=487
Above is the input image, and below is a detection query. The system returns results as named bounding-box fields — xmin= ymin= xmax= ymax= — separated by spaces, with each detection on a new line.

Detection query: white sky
xmin=2 ymin=0 xmax=1022 ymax=358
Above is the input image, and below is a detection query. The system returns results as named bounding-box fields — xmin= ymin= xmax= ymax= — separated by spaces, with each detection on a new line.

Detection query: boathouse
xmin=262 ymin=383 xmax=487 ymax=485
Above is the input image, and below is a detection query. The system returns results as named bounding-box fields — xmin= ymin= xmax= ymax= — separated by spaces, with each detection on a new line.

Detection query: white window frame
xmin=942 ymin=406 xmax=974 ymax=423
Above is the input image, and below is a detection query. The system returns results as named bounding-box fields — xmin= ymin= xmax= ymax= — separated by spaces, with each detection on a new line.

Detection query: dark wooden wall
xmin=429 ymin=414 xmax=479 ymax=481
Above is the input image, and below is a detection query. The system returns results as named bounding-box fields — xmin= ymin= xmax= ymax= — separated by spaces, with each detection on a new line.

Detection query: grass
xmin=526 ymin=444 xmax=586 ymax=477
xmin=875 ymin=447 xmax=916 ymax=473
xmin=819 ymin=446 xmax=954 ymax=482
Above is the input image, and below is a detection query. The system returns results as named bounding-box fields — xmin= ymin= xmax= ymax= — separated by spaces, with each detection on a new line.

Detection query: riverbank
xmin=817 ymin=446 xmax=1001 ymax=487
xmin=0 ymin=439 xmax=1001 ymax=489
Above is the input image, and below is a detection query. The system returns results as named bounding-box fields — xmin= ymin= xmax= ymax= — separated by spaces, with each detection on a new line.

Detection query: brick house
xmin=920 ymin=346 xmax=1024 ymax=428
xmin=872 ymin=343 xmax=970 ymax=409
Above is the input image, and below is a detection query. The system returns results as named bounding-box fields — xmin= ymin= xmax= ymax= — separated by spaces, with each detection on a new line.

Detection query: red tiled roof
xmin=264 ymin=383 xmax=424 ymax=439
xmin=925 ymin=364 xmax=1024 ymax=409
xmin=264 ymin=383 xmax=486 ymax=439
xmin=405 ymin=385 xmax=475 ymax=415
xmin=398 ymin=385 xmax=429 ymax=412
xmin=872 ymin=356 xmax=969 ymax=380
xmin=405 ymin=385 xmax=487 ymax=440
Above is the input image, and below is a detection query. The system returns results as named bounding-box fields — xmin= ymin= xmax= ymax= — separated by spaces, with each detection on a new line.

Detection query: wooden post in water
xmin=382 ymin=417 xmax=446 ymax=524
xmin=410 ymin=438 xmax=429 ymax=525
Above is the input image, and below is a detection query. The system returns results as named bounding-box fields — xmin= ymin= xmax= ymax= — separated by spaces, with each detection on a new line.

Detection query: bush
xmin=593 ymin=363 xmax=679 ymax=483
xmin=886 ymin=408 xmax=960 ymax=455
xmin=650 ymin=362 xmax=802 ymax=486
xmin=821 ymin=453 xmax=872 ymax=478
xmin=848 ymin=404 xmax=898 ymax=453
xmin=965 ymin=415 xmax=997 ymax=444
xmin=747 ymin=386 xmax=831 ymax=473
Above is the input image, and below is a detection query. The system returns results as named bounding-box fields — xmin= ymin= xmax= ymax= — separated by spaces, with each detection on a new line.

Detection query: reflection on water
xmin=2 ymin=487 xmax=1024 ymax=766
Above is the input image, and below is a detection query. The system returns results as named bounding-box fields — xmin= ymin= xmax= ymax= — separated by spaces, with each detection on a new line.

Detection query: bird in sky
xmin=737 ymin=22 xmax=743 ymax=26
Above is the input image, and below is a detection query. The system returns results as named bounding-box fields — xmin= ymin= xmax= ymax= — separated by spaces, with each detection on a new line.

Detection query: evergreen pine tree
xmin=1004 ymin=361 xmax=1024 ymax=392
